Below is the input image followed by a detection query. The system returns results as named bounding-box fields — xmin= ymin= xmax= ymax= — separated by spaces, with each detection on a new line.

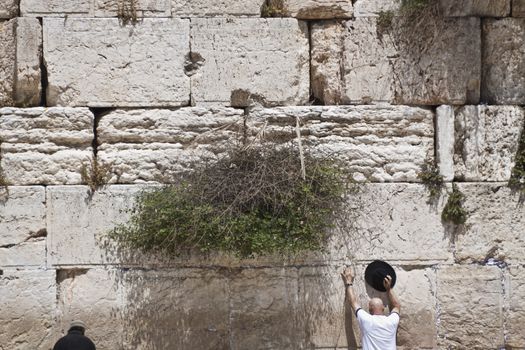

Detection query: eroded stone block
xmin=311 ymin=17 xmax=480 ymax=105
xmin=440 ymin=0 xmax=510 ymax=17
xmin=0 ymin=269 xmax=56 ymax=349
xmin=0 ymin=0 xmax=17 ymax=18
xmin=249 ymin=105 xmax=434 ymax=182
xmin=514 ymin=0 xmax=525 ymax=17
xmin=436 ymin=105 xmax=454 ymax=181
xmin=0 ymin=107 xmax=93 ymax=185
xmin=97 ymin=107 xmax=244 ymax=183
xmin=482 ymin=18 xmax=525 ymax=104
xmin=453 ymin=106 xmax=524 ymax=182
xmin=437 ymin=265 xmax=504 ymax=349
xmin=230 ymin=268 xmax=301 ymax=349
xmin=507 ymin=266 xmax=525 ymax=348
xmin=455 ymin=183 xmax=525 ymax=265
xmin=190 ymin=18 xmax=309 ymax=106
xmin=94 ymin=0 xmax=171 ymax=17
xmin=44 ymin=18 xmax=190 ymax=107
xmin=0 ymin=20 xmax=17 ymax=108
xmin=20 ymin=0 xmax=90 ymax=16
xmin=172 ymin=0 xmax=263 ymax=16
xmin=272 ymin=0 xmax=353 ymax=19
xmin=0 ymin=186 xmax=46 ymax=266
xmin=353 ymin=0 xmax=400 ymax=16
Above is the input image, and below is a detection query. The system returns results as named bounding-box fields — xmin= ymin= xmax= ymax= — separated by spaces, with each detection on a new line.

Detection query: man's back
xmin=53 ymin=329 xmax=96 ymax=350
xmin=357 ymin=309 xmax=399 ymax=350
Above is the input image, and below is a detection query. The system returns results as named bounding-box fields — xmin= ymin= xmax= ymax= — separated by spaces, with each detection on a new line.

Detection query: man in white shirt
xmin=341 ymin=267 xmax=401 ymax=350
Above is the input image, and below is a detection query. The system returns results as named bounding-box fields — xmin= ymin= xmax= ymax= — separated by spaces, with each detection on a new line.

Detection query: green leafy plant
xmin=109 ymin=143 xmax=355 ymax=258
xmin=80 ymin=156 xmax=112 ymax=193
xmin=442 ymin=184 xmax=467 ymax=225
xmin=418 ymin=159 xmax=444 ymax=202
xmin=508 ymin=127 xmax=525 ymax=196
xmin=261 ymin=0 xmax=288 ymax=17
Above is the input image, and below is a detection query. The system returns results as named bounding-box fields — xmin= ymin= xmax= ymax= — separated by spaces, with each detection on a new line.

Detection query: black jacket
xmin=53 ymin=329 xmax=96 ymax=350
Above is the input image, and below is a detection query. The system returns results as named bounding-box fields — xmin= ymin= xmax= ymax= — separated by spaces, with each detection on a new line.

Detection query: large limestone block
xmin=46 ymin=185 xmax=143 ymax=265
xmin=0 ymin=186 xmax=46 ymax=267
xmin=515 ymin=0 xmax=525 ymax=17
xmin=97 ymin=107 xmax=244 ymax=183
xmin=43 ymin=18 xmax=190 ymax=107
xmin=120 ymin=268 xmax=229 ymax=349
xmin=437 ymin=265 xmax=504 ymax=349
xmin=270 ymin=0 xmax=353 ymax=19
xmin=172 ymin=0 xmax=263 ymax=16
xmin=349 ymin=184 xmax=452 ymax=264
xmin=482 ymin=18 xmax=525 ymax=104
xmin=20 ymin=0 xmax=90 ymax=16
xmin=55 ymin=268 xmax=124 ymax=348
xmin=0 ymin=107 xmax=94 ymax=185
xmin=453 ymin=106 xmax=524 ymax=181
xmin=94 ymin=0 xmax=171 ymax=17
xmin=0 ymin=18 xmax=41 ymax=107
xmin=0 ymin=0 xmax=17 ymax=18
xmin=353 ymin=0 xmax=400 ymax=16
xmin=436 ymin=105 xmax=454 ymax=181
xmin=21 ymin=0 xmax=170 ymax=17
xmin=311 ymin=17 xmax=481 ymax=105
xmin=507 ymin=266 xmax=525 ymax=348
xmin=249 ymin=105 xmax=434 ymax=182
xmin=190 ymin=18 xmax=309 ymax=106
xmin=0 ymin=269 xmax=56 ymax=348
xmin=229 ymin=268 xmax=302 ymax=349
xmin=455 ymin=183 xmax=525 ymax=265
xmin=440 ymin=0 xmax=510 ymax=17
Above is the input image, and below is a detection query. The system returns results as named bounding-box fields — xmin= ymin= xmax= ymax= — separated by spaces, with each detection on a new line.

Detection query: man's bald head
xmin=368 ymin=298 xmax=385 ymax=315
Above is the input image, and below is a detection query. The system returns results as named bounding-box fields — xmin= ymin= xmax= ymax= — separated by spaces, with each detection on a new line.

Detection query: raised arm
xmin=341 ymin=267 xmax=361 ymax=312
xmin=384 ymin=275 xmax=400 ymax=315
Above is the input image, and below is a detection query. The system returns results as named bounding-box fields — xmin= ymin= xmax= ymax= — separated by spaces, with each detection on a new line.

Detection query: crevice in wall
xmin=88 ymin=107 xmax=114 ymax=157
xmin=479 ymin=18 xmax=487 ymax=104
xmin=56 ymin=268 xmax=89 ymax=284
xmin=37 ymin=17 xmax=48 ymax=107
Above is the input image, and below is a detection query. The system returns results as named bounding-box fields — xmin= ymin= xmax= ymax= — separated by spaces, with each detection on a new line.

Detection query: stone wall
xmin=1 ymin=0 xmax=524 ymax=349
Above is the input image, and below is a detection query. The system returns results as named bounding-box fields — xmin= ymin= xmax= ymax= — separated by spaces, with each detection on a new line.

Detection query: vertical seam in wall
xmin=188 ymin=18 xmax=194 ymax=106
xmin=479 ymin=18 xmax=486 ymax=103
xmin=307 ymin=21 xmax=313 ymax=103
xmin=38 ymin=17 xmax=48 ymax=107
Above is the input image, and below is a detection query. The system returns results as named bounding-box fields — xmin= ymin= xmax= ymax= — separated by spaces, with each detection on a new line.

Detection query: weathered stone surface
xmin=507 ymin=266 xmax=525 ymax=348
xmin=190 ymin=18 xmax=309 ymax=106
xmin=271 ymin=0 xmax=352 ymax=19
xmin=353 ymin=0 xmax=400 ymax=16
xmin=437 ymin=265 xmax=504 ymax=349
xmin=0 ymin=269 xmax=56 ymax=348
xmin=97 ymin=108 xmax=244 ymax=183
xmin=46 ymin=185 xmax=142 ymax=265
xmin=230 ymin=268 xmax=301 ymax=349
xmin=56 ymin=268 xmax=124 ymax=348
xmin=0 ymin=19 xmax=16 ymax=107
xmin=455 ymin=183 xmax=525 ymax=265
xmin=0 ymin=107 xmax=93 ymax=185
xmin=0 ymin=186 xmax=46 ymax=267
xmin=514 ymin=0 xmax=525 ymax=17
xmin=120 ymin=268 xmax=230 ymax=349
xmin=20 ymin=0 xmax=90 ymax=16
xmin=15 ymin=18 xmax=42 ymax=107
xmin=311 ymin=17 xmax=480 ymax=105
xmin=453 ymin=106 xmax=524 ymax=181
xmin=348 ymin=184 xmax=452 ymax=264
xmin=172 ymin=0 xmax=263 ymax=16
xmin=43 ymin=18 xmax=190 ymax=107
xmin=0 ymin=0 xmax=17 ymax=18
xmin=436 ymin=105 xmax=454 ymax=181
xmin=94 ymin=0 xmax=171 ymax=17
xmin=482 ymin=18 xmax=525 ymax=104
xmin=440 ymin=0 xmax=510 ymax=17
xmin=249 ymin=105 xmax=434 ymax=182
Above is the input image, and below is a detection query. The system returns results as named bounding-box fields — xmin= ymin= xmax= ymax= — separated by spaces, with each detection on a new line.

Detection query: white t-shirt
xmin=356 ymin=308 xmax=399 ymax=350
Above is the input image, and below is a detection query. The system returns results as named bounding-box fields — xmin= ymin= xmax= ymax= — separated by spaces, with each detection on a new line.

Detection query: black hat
xmin=364 ymin=260 xmax=396 ymax=292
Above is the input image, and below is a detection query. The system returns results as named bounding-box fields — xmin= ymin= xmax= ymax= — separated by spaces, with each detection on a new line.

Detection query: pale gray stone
xmin=43 ymin=18 xmax=190 ymax=107
xmin=20 ymin=0 xmax=90 ymax=16
xmin=353 ymin=0 xmax=400 ymax=16
xmin=440 ymin=0 xmax=510 ymax=17
xmin=455 ymin=183 xmax=525 ymax=265
xmin=249 ymin=105 xmax=434 ymax=183
xmin=507 ymin=266 xmax=525 ymax=348
xmin=172 ymin=0 xmax=263 ymax=16
xmin=482 ymin=18 xmax=525 ymax=104
xmin=0 ymin=107 xmax=94 ymax=185
xmin=0 ymin=186 xmax=46 ymax=267
xmin=436 ymin=105 xmax=454 ymax=182
xmin=272 ymin=0 xmax=353 ymax=19
xmin=190 ymin=18 xmax=309 ymax=106
xmin=437 ymin=265 xmax=504 ymax=349
xmin=0 ymin=269 xmax=56 ymax=349
xmin=311 ymin=17 xmax=481 ymax=105
xmin=97 ymin=107 xmax=244 ymax=183
xmin=0 ymin=0 xmax=17 ymax=18
xmin=514 ymin=0 xmax=525 ymax=17
xmin=94 ymin=0 xmax=171 ymax=17
xmin=0 ymin=19 xmax=16 ymax=107
xmin=453 ymin=106 xmax=524 ymax=182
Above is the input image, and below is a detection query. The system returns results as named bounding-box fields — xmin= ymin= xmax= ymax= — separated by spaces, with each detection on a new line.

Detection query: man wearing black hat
xmin=53 ymin=320 xmax=96 ymax=350
xmin=341 ymin=266 xmax=401 ymax=350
